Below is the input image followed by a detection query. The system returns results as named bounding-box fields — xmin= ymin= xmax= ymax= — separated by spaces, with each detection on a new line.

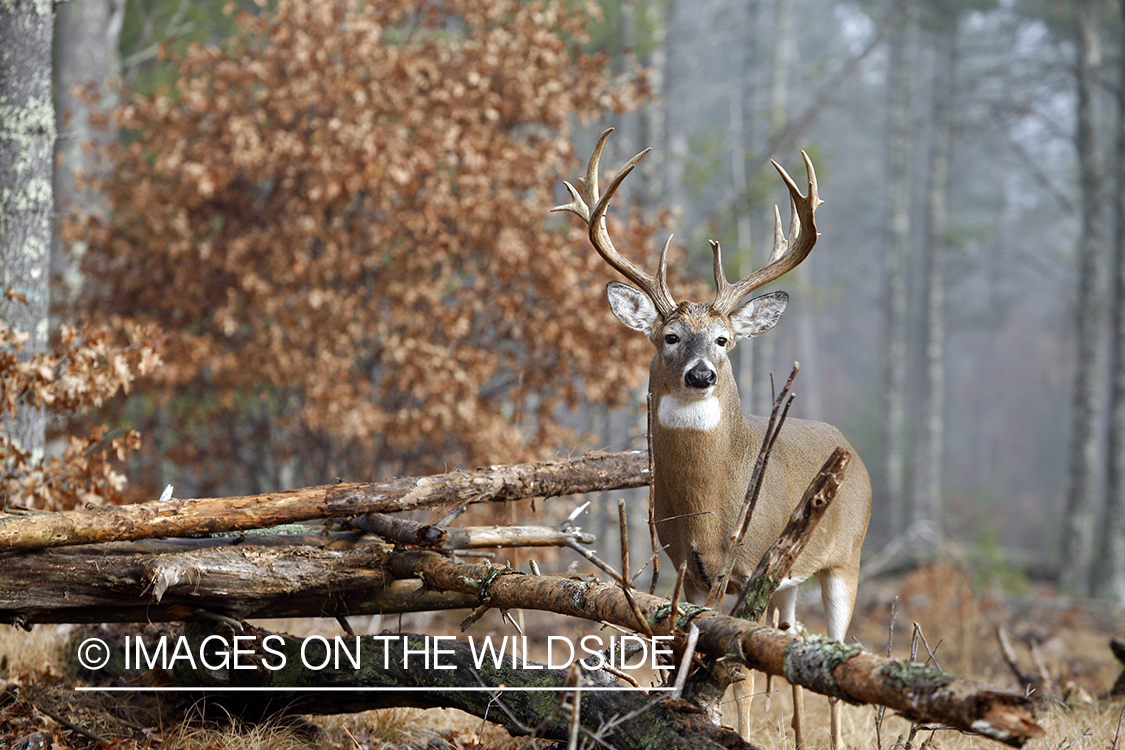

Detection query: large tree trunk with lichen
xmin=0 ymin=0 xmax=55 ymax=460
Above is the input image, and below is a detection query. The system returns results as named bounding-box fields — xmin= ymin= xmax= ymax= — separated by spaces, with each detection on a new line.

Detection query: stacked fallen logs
xmin=0 ymin=449 xmax=1045 ymax=748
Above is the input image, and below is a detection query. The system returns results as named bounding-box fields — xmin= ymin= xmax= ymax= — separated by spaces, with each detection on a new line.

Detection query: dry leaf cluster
xmin=67 ymin=0 xmax=664 ymax=495
xmin=0 ymin=289 xmax=162 ymax=509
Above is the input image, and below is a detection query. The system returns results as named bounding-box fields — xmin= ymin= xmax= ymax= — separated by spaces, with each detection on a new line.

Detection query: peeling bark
xmin=0 ymin=542 xmax=475 ymax=625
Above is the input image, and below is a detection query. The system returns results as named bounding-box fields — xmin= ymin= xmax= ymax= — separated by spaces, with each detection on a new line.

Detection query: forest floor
xmin=1 ymin=562 xmax=1122 ymax=750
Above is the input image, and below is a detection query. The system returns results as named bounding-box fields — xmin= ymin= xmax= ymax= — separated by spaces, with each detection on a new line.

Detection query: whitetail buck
xmin=554 ymin=130 xmax=871 ymax=749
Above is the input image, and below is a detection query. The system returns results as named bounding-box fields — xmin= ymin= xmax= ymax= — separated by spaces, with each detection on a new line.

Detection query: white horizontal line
xmin=76 ymin=686 xmax=673 ymax=693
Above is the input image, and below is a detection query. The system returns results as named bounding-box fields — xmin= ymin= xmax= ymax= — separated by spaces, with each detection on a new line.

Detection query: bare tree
xmin=53 ymin=0 xmax=123 ymax=291
xmin=1098 ymin=0 xmax=1125 ymax=603
xmin=0 ymin=0 xmax=56 ymax=458
xmin=912 ymin=1 xmax=956 ymax=529
xmin=1061 ymin=0 xmax=1106 ymax=595
xmin=881 ymin=0 xmax=916 ymax=539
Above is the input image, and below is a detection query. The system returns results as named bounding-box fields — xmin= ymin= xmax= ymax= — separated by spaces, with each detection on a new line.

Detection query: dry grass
xmin=0 ymin=624 xmax=68 ymax=678
xmin=720 ymin=680 xmax=1125 ymax=750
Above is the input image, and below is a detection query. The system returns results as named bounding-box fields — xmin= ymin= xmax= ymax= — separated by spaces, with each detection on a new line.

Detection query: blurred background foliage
xmin=2 ymin=0 xmax=1123 ymax=597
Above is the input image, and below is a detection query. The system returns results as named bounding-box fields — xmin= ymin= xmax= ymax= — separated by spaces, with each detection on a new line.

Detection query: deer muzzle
xmin=684 ymin=364 xmax=717 ymax=389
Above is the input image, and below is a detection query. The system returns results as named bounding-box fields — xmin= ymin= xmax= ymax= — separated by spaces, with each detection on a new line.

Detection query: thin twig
xmin=707 ymin=363 xmax=799 ymax=609
xmin=1111 ymin=702 xmax=1125 ymax=750
xmin=617 ymin=498 xmax=653 ymax=638
xmin=671 ymin=623 xmax=701 ymax=700
xmin=567 ymin=680 xmax=582 ymax=750
xmin=619 ymin=499 xmax=631 ymax=589
xmin=647 ymin=391 xmax=660 ymax=595
xmin=875 ymin=597 xmax=898 ymax=750
xmin=668 ymin=561 xmax=688 ymax=634
xmin=630 ymin=544 xmax=668 ymax=587
xmin=564 ymin=540 xmax=625 ymax=584
xmin=913 ymin=625 xmax=942 ymax=670
xmin=36 ymin=704 xmax=110 ymax=744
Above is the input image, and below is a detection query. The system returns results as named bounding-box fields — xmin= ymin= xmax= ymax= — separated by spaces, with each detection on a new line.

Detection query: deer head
xmin=552 ymin=128 xmax=822 ymax=429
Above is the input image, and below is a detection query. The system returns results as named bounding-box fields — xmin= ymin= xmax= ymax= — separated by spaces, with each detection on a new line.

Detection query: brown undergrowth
xmin=0 ymin=563 xmax=1121 ymax=749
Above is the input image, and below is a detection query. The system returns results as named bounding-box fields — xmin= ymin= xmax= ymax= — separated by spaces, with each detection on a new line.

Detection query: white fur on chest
xmin=658 ymin=395 xmax=722 ymax=431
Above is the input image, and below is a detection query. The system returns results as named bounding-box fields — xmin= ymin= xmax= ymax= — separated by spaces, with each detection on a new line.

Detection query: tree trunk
xmin=52 ymin=0 xmax=123 ymax=290
xmin=881 ymin=0 xmax=915 ymax=540
xmin=912 ymin=4 xmax=955 ymax=528
xmin=732 ymin=0 xmax=758 ymax=409
xmin=1061 ymin=0 xmax=1105 ymax=595
xmin=1098 ymin=0 xmax=1125 ymax=603
xmin=0 ymin=450 xmax=648 ymax=552
xmin=749 ymin=0 xmax=793 ymax=417
xmin=0 ymin=0 xmax=55 ymax=459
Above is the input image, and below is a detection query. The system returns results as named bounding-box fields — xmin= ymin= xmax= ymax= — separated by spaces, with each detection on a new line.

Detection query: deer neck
xmin=649 ymin=362 xmax=755 ymax=556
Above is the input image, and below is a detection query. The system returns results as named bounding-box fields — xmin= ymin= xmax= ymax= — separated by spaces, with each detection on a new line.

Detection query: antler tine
xmin=710 ymin=239 xmax=730 ymax=297
xmin=555 ymin=128 xmax=676 ymax=317
xmin=712 ymin=151 xmax=822 ymax=315
xmin=582 ymin=127 xmax=615 ymax=206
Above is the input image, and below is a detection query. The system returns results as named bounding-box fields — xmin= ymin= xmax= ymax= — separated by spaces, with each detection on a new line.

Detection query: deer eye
xmin=664 ymin=333 xmax=679 ymax=345
xmin=716 ymin=336 xmax=729 ymax=347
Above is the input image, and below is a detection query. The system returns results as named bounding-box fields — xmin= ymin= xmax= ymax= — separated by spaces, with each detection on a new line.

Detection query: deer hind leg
xmin=819 ymin=568 xmax=859 ymax=750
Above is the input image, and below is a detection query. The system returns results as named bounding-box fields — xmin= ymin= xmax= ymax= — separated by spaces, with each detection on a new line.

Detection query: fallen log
xmin=0 ymin=450 xmax=647 ymax=553
xmin=0 ymin=543 xmax=475 ymax=625
xmin=390 ymin=549 xmax=1045 ymax=747
xmin=149 ymin=621 xmax=758 ymax=750
xmin=346 ymin=513 xmax=596 ymax=549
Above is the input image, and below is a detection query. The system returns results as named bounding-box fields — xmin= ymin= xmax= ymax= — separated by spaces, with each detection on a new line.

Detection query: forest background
xmin=2 ymin=0 xmax=1124 ymax=602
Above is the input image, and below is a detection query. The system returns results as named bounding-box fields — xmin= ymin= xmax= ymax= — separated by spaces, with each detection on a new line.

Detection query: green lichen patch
xmin=879 ymin=659 xmax=957 ymax=694
xmin=783 ymin=633 xmax=865 ymax=703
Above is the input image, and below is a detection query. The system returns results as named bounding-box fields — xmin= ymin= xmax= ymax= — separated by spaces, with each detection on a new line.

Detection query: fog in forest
xmin=572 ymin=0 xmax=1120 ymax=597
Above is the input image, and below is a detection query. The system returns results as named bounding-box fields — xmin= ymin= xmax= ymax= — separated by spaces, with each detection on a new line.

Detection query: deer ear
xmin=730 ymin=291 xmax=788 ymax=340
xmin=606 ymin=281 xmax=659 ymax=336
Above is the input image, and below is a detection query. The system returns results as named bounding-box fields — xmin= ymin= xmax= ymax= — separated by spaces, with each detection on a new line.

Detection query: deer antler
xmin=711 ymin=151 xmax=822 ymax=315
xmin=552 ymin=129 xmax=677 ymax=317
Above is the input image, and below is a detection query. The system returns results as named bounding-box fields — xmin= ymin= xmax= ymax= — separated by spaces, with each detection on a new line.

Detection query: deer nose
xmin=684 ymin=366 xmax=717 ymax=389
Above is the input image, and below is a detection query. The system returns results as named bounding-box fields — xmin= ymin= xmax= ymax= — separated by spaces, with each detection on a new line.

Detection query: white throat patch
xmin=657 ymin=395 xmax=722 ymax=431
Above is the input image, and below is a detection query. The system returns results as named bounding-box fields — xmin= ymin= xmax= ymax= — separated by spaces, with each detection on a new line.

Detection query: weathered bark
xmin=0 ymin=0 xmax=55 ymax=458
xmin=391 ymin=550 xmax=1044 ymax=746
xmin=1061 ymin=0 xmax=1106 ymax=595
xmin=0 ymin=450 xmax=647 ymax=552
xmin=0 ymin=542 xmax=475 ymax=625
xmin=731 ymin=447 xmax=848 ymax=620
xmin=158 ymin=622 xmax=757 ymax=750
xmin=347 ymin=513 xmax=594 ymax=549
